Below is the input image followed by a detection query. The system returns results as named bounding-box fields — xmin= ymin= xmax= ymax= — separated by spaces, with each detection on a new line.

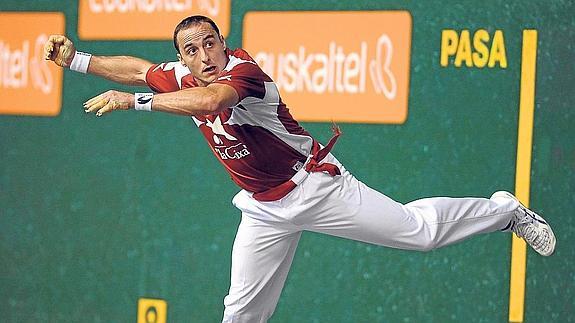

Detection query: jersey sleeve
xmin=146 ymin=62 xmax=187 ymax=93
xmin=214 ymin=62 xmax=267 ymax=101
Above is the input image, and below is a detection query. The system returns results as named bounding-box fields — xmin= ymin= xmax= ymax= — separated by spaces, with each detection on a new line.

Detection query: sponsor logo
xmin=205 ymin=116 xmax=237 ymax=141
xmin=217 ymin=143 xmax=251 ymax=160
xmin=0 ymin=13 xmax=64 ymax=116
xmin=194 ymin=115 xmax=251 ymax=160
xmin=217 ymin=75 xmax=232 ymax=81
xmin=440 ymin=29 xmax=507 ymax=68
xmin=78 ymin=0 xmax=231 ymax=40
xmin=243 ymin=11 xmax=412 ymax=124
xmin=292 ymin=160 xmax=304 ymax=171
xmin=137 ymin=298 xmax=167 ymax=323
xmin=137 ymin=96 xmax=153 ymax=105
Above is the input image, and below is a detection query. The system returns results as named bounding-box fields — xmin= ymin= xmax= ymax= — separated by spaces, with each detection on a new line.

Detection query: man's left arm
xmin=83 ymin=83 xmax=239 ymax=117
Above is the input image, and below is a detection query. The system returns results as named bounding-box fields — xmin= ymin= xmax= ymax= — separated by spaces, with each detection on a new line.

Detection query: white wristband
xmin=134 ymin=93 xmax=153 ymax=111
xmin=69 ymin=51 xmax=92 ymax=73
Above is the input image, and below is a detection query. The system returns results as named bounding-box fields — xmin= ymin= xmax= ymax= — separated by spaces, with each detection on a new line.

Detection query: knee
xmin=418 ymin=239 xmax=438 ymax=252
xmin=407 ymin=220 xmax=439 ymax=252
xmin=223 ymin=296 xmax=271 ymax=323
xmin=222 ymin=309 xmax=264 ymax=323
xmin=415 ymin=231 xmax=439 ymax=252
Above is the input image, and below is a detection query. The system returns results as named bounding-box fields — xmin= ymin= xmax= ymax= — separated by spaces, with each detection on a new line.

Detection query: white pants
xmin=222 ymin=154 xmax=519 ymax=323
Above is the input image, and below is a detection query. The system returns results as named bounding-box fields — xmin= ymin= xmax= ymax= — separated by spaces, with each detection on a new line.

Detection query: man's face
xmin=176 ymin=22 xmax=228 ymax=86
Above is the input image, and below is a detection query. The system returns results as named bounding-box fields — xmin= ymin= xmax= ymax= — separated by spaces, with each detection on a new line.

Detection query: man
xmin=44 ymin=15 xmax=556 ymax=323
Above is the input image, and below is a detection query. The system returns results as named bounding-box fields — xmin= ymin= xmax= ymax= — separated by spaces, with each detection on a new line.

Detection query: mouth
xmin=203 ymin=65 xmax=217 ymax=74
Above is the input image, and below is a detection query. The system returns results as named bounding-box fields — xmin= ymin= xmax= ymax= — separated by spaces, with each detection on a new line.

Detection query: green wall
xmin=1 ymin=1 xmax=573 ymax=322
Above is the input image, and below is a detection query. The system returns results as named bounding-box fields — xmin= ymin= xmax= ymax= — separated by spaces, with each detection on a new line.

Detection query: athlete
xmin=44 ymin=15 xmax=556 ymax=323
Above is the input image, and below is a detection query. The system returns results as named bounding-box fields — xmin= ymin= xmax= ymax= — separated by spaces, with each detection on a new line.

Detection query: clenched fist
xmin=44 ymin=35 xmax=76 ymax=67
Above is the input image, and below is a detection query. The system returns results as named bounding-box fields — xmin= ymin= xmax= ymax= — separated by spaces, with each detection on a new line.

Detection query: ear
xmin=177 ymin=53 xmax=186 ymax=66
xmin=220 ymin=35 xmax=226 ymax=50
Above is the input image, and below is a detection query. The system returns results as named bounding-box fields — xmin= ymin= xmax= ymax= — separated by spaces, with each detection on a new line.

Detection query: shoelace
xmin=514 ymin=209 xmax=552 ymax=252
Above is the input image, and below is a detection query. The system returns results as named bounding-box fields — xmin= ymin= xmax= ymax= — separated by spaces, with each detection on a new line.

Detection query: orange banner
xmin=0 ymin=13 xmax=64 ymax=116
xmin=243 ymin=11 xmax=412 ymax=124
xmin=78 ymin=0 xmax=230 ymax=40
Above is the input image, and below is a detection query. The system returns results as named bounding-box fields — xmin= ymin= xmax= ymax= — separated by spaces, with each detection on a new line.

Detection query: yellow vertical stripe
xmin=509 ymin=29 xmax=538 ymax=323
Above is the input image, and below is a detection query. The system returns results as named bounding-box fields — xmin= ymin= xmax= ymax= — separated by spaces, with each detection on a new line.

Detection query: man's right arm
xmin=87 ymin=55 xmax=152 ymax=86
xmin=44 ymin=35 xmax=152 ymax=87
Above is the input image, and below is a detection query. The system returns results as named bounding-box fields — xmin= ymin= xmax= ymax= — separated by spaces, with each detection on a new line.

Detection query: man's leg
xmin=222 ymin=214 xmax=301 ymax=323
xmin=300 ymin=161 xmax=518 ymax=251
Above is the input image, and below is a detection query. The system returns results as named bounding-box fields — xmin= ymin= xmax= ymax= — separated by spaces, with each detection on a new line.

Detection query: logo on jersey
xmin=219 ymin=143 xmax=251 ymax=160
xmin=243 ymin=11 xmax=411 ymax=124
xmin=205 ymin=116 xmax=237 ymax=141
xmin=217 ymin=75 xmax=232 ymax=81
xmin=292 ymin=160 xmax=304 ymax=171
xmin=193 ymin=115 xmax=251 ymax=160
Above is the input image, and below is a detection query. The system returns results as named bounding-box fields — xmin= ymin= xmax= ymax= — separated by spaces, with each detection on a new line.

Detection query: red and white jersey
xmin=145 ymin=48 xmax=316 ymax=193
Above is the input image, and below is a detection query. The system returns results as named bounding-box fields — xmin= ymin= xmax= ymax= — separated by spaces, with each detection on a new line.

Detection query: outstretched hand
xmin=44 ymin=35 xmax=76 ymax=67
xmin=84 ymin=90 xmax=133 ymax=117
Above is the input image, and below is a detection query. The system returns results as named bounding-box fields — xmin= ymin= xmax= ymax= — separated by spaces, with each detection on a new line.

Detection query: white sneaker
xmin=492 ymin=191 xmax=556 ymax=256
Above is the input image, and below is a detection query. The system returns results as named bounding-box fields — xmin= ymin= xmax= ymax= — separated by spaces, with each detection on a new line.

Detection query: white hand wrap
xmin=69 ymin=51 xmax=92 ymax=73
xmin=134 ymin=93 xmax=153 ymax=111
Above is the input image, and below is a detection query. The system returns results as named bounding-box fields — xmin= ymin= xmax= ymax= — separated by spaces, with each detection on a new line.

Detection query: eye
xmin=188 ymin=47 xmax=198 ymax=55
xmin=205 ymin=41 xmax=214 ymax=48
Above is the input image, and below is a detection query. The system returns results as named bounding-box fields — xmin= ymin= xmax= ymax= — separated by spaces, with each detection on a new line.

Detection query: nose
xmin=200 ymin=48 xmax=210 ymax=63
